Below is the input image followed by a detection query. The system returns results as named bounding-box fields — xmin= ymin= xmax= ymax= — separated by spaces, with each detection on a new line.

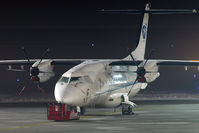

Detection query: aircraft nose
xmin=54 ymin=83 xmax=66 ymax=103
xmin=63 ymin=85 xmax=85 ymax=106
xmin=54 ymin=83 xmax=84 ymax=106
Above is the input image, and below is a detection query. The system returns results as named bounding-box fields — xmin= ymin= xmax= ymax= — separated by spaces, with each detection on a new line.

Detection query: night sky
xmin=0 ymin=0 xmax=199 ymax=95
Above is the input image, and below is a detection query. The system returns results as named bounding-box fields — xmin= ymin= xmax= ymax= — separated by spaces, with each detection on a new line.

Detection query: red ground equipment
xmin=47 ymin=103 xmax=80 ymax=121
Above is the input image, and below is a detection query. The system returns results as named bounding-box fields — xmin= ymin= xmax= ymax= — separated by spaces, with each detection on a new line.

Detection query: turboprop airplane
xmin=0 ymin=3 xmax=199 ymax=115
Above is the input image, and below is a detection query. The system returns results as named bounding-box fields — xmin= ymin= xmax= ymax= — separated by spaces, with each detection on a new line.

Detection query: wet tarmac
xmin=0 ymin=100 xmax=199 ymax=133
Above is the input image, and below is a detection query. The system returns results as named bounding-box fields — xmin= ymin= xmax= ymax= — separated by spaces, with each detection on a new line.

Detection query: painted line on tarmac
xmin=0 ymin=112 xmax=121 ymax=132
xmin=80 ymin=111 xmax=120 ymax=118
xmin=0 ymin=122 xmax=52 ymax=132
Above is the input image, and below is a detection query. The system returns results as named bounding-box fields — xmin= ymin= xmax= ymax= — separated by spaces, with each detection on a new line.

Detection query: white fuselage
xmin=54 ymin=60 xmax=160 ymax=108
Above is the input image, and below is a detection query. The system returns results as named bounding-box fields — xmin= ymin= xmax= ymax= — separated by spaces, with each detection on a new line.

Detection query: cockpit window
xmin=58 ymin=76 xmax=69 ymax=83
xmin=70 ymin=77 xmax=80 ymax=82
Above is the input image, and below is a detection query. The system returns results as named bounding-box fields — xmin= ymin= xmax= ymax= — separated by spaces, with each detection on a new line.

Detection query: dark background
xmin=0 ymin=0 xmax=199 ymax=96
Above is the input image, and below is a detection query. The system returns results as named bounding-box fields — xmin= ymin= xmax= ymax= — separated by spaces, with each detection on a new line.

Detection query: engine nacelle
xmin=145 ymin=72 xmax=160 ymax=83
xmin=144 ymin=61 xmax=160 ymax=83
xmin=31 ymin=60 xmax=55 ymax=83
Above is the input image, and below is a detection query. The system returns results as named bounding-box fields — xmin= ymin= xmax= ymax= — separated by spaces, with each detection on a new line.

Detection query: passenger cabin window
xmin=108 ymin=73 xmax=127 ymax=85
xmin=70 ymin=77 xmax=80 ymax=82
xmin=58 ymin=77 xmax=69 ymax=83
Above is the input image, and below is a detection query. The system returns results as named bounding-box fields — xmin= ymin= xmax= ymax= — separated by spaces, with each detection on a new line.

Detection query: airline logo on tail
xmin=142 ymin=24 xmax=147 ymax=39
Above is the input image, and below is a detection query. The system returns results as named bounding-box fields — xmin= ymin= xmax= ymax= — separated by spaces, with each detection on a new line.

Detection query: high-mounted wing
xmin=157 ymin=60 xmax=199 ymax=66
xmin=109 ymin=60 xmax=199 ymax=66
xmin=0 ymin=59 xmax=86 ymax=66
xmin=0 ymin=59 xmax=36 ymax=65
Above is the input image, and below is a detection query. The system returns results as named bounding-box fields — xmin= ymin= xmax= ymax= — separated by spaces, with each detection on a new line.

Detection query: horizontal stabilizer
xmin=99 ymin=9 xmax=197 ymax=14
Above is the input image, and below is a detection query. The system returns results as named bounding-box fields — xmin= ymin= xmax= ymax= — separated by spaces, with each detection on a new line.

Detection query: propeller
xmin=127 ymin=49 xmax=155 ymax=96
xmin=18 ymin=47 xmax=50 ymax=95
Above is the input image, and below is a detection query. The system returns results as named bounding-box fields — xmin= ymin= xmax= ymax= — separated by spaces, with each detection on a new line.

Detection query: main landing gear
xmin=121 ymin=104 xmax=134 ymax=115
xmin=121 ymin=95 xmax=136 ymax=115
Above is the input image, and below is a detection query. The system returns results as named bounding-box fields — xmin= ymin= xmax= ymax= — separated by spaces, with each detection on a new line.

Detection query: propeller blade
xmin=127 ymin=79 xmax=138 ymax=96
xmin=37 ymin=48 xmax=50 ymax=67
xmin=37 ymin=84 xmax=45 ymax=94
xmin=127 ymin=47 xmax=139 ymax=68
xmin=143 ymin=59 xmax=148 ymax=67
xmin=21 ymin=46 xmax=31 ymax=66
xmin=18 ymin=77 xmax=30 ymax=95
xmin=143 ymin=49 xmax=155 ymax=67
xmin=130 ymin=53 xmax=139 ymax=68
xmin=18 ymin=86 xmax=25 ymax=95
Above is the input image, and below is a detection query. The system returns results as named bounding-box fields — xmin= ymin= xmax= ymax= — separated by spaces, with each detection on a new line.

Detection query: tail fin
xmin=99 ymin=3 xmax=197 ymax=61
xmin=125 ymin=4 xmax=150 ymax=60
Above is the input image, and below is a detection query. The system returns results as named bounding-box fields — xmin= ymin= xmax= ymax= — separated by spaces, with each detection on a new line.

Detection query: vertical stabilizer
xmin=125 ymin=4 xmax=150 ymax=60
xmin=99 ymin=4 xmax=197 ymax=61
